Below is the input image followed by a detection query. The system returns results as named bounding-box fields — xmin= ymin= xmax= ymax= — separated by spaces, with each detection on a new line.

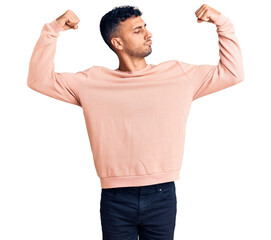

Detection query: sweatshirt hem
xmin=100 ymin=170 xmax=180 ymax=189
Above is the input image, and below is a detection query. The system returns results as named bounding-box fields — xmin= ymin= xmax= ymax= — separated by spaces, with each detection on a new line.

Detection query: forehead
xmin=120 ymin=16 xmax=145 ymax=30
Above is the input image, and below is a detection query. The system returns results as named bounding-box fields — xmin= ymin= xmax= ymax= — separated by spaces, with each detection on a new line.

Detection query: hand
xmin=195 ymin=4 xmax=221 ymax=24
xmin=56 ymin=9 xmax=80 ymax=31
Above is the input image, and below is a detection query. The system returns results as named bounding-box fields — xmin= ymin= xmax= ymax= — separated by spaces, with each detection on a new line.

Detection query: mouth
xmin=146 ymin=40 xmax=152 ymax=45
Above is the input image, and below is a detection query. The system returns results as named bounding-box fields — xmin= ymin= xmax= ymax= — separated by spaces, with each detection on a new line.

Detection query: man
xmin=27 ymin=4 xmax=244 ymax=240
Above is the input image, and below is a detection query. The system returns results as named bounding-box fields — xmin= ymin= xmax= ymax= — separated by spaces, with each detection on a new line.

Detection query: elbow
xmin=27 ymin=76 xmax=35 ymax=90
xmin=236 ymin=65 xmax=245 ymax=82
xmin=27 ymin=77 xmax=32 ymax=88
xmin=233 ymin=69 xmax=244 ymax=83
xmin=234 ymin=75 xmax=244 ymax=83
xmin=27 ymin=75 xmax=39 ymax=91
xmin=27 ymin=82 xmax=35 ymax=92
xmin=27 ymin=70 xmax=41 ymax=90
xmin=27 ymin=79 xmax=32 ymax=88
xmin=27 ymin=69 xmax=35 ymax=89
xmin=236 ymin=72 xmax=244 ymax=83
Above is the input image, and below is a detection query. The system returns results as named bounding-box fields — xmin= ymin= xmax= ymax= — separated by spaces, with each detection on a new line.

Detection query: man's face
xmin=114 ymin=16 xmax=153 ymax=58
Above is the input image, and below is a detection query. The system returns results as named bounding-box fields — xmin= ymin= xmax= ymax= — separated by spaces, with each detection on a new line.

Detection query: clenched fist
xmin=56 ymin=9 xmax=80 ymax=30
xmin=195 ymin=4 xmax=221 ymax=24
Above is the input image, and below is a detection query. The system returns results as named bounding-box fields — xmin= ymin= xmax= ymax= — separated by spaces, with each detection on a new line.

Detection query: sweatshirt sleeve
xmin=178 ymin=13 xmax=244 ymax=101
xmin=27 ymin=19 xmax=85 ymax=107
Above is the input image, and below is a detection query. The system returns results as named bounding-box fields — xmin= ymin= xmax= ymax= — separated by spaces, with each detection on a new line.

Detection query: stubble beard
xmin=124 ymin=43 xmax=152 ymax=58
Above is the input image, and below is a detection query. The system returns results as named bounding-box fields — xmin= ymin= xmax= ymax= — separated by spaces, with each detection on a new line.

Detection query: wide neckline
xmin=114 ymin=64 xmax=152 ymax=74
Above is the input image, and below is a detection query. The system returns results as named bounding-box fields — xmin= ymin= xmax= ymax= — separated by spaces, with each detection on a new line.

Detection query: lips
xmin=146 ymin=40 xmax=152 ymax=45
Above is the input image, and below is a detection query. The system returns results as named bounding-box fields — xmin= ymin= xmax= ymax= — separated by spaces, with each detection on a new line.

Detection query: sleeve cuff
xmin=214 ymin=13 xmax=228 ymax=26
xmin=49 ymin=19 xmax=65 ymax=33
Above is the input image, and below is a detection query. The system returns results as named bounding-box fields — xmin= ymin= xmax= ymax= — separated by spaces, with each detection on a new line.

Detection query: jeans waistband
xmin=106 ymin=181 xmax=175 ymax=194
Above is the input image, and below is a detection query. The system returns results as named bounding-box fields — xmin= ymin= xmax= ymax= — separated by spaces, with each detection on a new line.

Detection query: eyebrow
xmin=132 ymin=23 xmax=147 ymax=31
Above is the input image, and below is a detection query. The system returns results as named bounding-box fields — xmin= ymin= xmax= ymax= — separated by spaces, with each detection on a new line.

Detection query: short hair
xmin=100 ymin=5 xmax=142 ymax=52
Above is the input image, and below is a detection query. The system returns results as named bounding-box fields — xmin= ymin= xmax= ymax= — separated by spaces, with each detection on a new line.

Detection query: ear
xmin=111 ymin=38 xmax=123 ymax=51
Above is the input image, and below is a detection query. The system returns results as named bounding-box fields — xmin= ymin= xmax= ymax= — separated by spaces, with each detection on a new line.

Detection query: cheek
xmin=131 ymin=38 xmax=143 ymax=48
xmin=127 ymin=35 xmax=141 ymax=45
xmin=124 ymin=40 xmax=135 ymax=49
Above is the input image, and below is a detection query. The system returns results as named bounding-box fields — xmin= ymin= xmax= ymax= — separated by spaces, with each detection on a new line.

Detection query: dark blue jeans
xmin=100 ymin=181 xmax=177 ymax=240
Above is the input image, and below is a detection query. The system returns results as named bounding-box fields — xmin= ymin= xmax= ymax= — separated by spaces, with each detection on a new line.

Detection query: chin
xmin=144 ymin=50 xmax=152 ymax=57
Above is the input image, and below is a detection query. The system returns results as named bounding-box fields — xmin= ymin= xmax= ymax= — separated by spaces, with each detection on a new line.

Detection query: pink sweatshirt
xmin=27 ymin=13 xmax=244 ymax=189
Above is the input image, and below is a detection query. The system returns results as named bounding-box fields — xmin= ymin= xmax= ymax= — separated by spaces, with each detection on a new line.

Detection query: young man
xmin=27 ymin=4 xmax=244 ymax=240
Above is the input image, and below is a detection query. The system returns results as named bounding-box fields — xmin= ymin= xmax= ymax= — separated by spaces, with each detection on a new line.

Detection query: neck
xmin=117 ymin=59 xmax=147 ymax=72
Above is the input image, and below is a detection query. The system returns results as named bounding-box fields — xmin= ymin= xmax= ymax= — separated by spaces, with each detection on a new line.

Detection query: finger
xmin=66 ymin=20 xmax=76 ymax=28
xmin=195 ymin=6 xmax=203 ymax=15
xmin=70 ymin=13 xmax=78 ymax=23
xmin=198 ymin=4 xmax=208 ymax=17
xmin=68 ymin=16 xmax=78 ymax=26
xmin=68 ymin=9 xmax=76 ymax=16
xmin=67 ymin=14 xmax=77 ymax=25
xmin=69 ymin=11 xmax=80 ymax=23
xmin=195 ymin=7 xmax=201 ymax=15
xmin=197 ymin=7 xmax=205 ymax=16
xmin=201 ymin=12 xmax=210 ymax=22
xmin=72 ymin=23 xmax=78 ymax=29
xmin=196 ymin=4 xmax=206 ymax=14
xmin=71 ymin=12 xmax=80 ymax=22
xmin=197 ymin=9 xmax=206 ymax=20
xmin=69 ymin=15 xmax=80 ymax=27
xmin=195 ymin=4 xmax=205 ymax=14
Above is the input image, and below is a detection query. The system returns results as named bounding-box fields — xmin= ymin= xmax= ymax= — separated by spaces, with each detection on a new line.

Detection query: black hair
xmin=100 ymin=5 xmax=142 ymax=52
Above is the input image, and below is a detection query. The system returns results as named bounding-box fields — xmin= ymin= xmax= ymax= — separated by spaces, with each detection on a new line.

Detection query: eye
xmin=135 ymin=31 xmax=140 ymax=34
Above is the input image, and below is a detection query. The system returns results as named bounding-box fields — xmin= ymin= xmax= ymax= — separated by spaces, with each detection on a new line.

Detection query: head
xmin=100 ymin=5 xmax=152 ymax=59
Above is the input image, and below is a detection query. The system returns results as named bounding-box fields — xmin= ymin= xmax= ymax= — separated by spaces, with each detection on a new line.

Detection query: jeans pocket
xmin=161 ymin=184 xmax=176 ymax=200
xmin=102 ymin=188 xmax=118 ymax=199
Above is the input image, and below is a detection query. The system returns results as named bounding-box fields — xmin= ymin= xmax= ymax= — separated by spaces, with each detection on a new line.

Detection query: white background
xmin=1 ymin=0 xmax=271 ymax=239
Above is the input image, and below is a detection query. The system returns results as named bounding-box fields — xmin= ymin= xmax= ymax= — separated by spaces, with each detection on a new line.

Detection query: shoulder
xmin=77 ymin=66 xmax=101 ymax=79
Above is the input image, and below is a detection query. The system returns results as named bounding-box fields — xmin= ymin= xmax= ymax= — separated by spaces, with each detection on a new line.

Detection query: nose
xmin=145 ymin=29 xmax=152 ymax=40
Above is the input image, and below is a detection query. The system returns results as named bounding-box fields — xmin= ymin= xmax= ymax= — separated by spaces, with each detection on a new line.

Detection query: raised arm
xmin=178 ymin=5 xmax=244 ymax=101
xmin=27 ymin=10 xmax=85 ymax=106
